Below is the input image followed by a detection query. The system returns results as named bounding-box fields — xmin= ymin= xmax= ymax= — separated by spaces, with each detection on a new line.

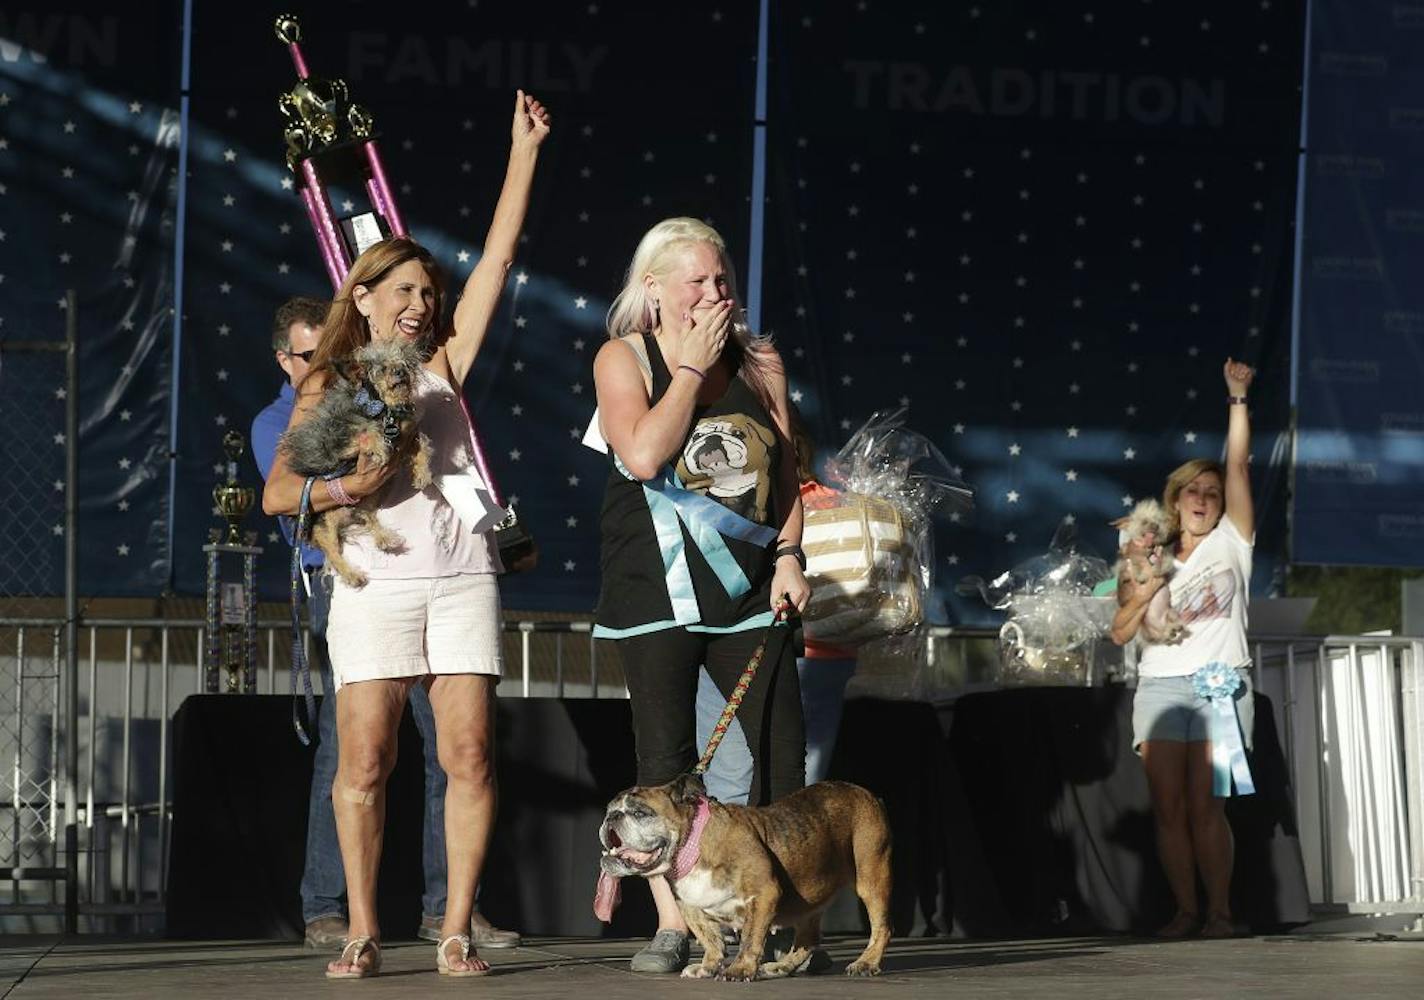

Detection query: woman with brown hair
xmin=263 ymin=91 xmax=549 ymax=979
xmin=1112 ymin=358 xmax=1257 ymax=939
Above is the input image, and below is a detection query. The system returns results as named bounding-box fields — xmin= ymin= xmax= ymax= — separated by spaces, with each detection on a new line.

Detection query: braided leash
xmin=692 ymin=600 xmax=794 ymax=776
xmin=290 ymin=476 xmax=319 ymax=745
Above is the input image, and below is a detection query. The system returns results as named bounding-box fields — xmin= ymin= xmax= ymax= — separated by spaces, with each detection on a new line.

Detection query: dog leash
xmin=692 ymin=598 xmax=795 ymax=776
xmin=289 ymin=476 xmax=320 ymax=745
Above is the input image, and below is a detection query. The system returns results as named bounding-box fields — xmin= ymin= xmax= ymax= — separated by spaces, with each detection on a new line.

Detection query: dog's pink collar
xmin=669 ymin=796 xmax=711 ymax=881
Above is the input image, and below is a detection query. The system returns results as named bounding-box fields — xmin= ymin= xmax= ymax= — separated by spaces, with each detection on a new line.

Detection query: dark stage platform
xmin=2 ymin=932 xmax=1422 ymax=999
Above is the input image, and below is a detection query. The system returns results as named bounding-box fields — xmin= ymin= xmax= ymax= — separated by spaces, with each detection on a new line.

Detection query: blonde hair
xmin=302 ymin=237 xmax=445 ymax=388
xmin=605 ymin=217 xmax=776 ymax=397
xmin=790 ymin=404 xmax=817 ymax=485
xmin=1162 ymin=458 xmax=1225 ymax=538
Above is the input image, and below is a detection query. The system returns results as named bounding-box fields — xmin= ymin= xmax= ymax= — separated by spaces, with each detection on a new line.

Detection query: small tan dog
xmin=1113 ymin=499 xmax=1185 ymax=644
xmin=595 ymin=773 xmax=892 ymax=981
xmin=280 ymin=340 xmax=432 ymax=586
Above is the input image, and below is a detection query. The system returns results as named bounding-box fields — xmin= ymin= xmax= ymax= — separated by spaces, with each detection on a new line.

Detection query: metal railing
xmin=1249 ymin=635 xmax=1424 ymax=913
xmin=1 ymin=615 xmax=1420 ymax=930
xmin=0 ymin=612 xmax=634 ymax=931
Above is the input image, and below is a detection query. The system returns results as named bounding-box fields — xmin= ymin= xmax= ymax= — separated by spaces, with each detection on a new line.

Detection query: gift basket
xmin=801 ymin=408 xmax=973 ymax=646
xmin=961 ymin=517 xmax=1117 ymax=685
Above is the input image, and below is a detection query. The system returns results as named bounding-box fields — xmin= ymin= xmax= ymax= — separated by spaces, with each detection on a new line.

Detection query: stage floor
xmin=0 ymin=933 xmax=1420 ymax=998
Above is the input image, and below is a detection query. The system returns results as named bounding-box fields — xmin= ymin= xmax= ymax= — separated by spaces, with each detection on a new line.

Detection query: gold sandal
xmin=325 ymin=935 xmax=381 ymax=979
xmin=437 ymin=933 xmax=491 ymax=977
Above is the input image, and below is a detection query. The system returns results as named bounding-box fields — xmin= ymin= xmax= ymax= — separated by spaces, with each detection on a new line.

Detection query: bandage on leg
xmin=340 ymin=786 xmax=377 ymax=806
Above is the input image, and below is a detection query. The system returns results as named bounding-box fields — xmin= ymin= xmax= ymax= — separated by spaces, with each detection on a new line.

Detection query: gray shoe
xmin=629 ymin=929 xmax=690 ymax=973
xmin=303 ymin=915 xmax=348 ymax=950
xmin=417 ymin=912 xmax=522 ymax=948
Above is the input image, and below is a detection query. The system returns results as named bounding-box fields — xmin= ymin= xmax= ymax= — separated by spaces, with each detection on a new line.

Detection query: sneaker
xmin=303 ymin=915 xmax=349 ymax=950
xmin=417 ymin=912 xmax=522 ymax=948
xmin=629 ymin=929 xmax=690 ymax=973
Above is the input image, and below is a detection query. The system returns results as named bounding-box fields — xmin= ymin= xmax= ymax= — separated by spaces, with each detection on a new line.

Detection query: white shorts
xmin=326 ymin=572 xmax=503 ymax=691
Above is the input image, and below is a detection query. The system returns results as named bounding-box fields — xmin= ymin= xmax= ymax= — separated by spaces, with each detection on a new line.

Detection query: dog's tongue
xmin=593 ymin=871 xmax=622 ymax=923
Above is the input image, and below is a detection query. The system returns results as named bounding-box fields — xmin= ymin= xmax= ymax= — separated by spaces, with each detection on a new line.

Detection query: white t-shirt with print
xmin=1137 ymin=517 xmax=1253 ymax=678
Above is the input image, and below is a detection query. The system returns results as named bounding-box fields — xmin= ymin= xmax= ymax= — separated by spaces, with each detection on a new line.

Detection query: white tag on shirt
xmin=582 ymin=407 xmax=608 ymax=454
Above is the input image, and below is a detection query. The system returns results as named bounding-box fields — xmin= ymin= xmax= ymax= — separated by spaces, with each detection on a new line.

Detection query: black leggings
xmin=616 ymin=625 xmax=805 ymax=806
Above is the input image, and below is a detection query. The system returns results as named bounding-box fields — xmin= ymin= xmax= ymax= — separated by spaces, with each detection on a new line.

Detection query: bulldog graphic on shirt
xmin=676 ymin=414 xmax=776 ymax=523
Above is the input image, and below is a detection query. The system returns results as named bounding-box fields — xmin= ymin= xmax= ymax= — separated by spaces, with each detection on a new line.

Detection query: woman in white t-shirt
xmin=1111 ymin=358 xmax=1256 ymax=940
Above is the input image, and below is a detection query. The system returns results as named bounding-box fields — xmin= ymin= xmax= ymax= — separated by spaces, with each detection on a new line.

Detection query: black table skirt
xmin=167 ymin=687 xmax=1310 ymax=940
xmin=938 ymin=687 xmax=1312 ymax=936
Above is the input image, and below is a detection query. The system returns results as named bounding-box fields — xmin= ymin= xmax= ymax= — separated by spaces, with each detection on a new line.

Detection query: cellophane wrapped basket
xmin=802 ymin=408 xmax=973 ymax=646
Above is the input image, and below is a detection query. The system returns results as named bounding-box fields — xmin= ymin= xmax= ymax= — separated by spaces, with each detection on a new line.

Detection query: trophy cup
xmin=273 ymin=14 xmax=534 ymax=572
xmin=204 ymin=431 xmax=261 ymax=693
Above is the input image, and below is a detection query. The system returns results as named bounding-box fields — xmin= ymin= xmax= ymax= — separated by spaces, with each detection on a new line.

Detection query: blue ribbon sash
xmin=617 ymin=458 xmax=777 ymax=626
xmin=1191 ymin=662 xmax=1256 ymax=797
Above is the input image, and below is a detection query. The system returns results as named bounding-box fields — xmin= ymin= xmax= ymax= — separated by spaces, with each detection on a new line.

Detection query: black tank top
xmin=595 ymin=334 xmax=781 ymax=633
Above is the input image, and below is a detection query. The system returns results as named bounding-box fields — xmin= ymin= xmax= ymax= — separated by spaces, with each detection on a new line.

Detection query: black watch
xmin=774 ymin=544 xmax=806 ymax=571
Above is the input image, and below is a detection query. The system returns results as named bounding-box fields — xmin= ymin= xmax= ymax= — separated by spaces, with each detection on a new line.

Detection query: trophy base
xmin=495 ymin=511 xmax=536 ymax=575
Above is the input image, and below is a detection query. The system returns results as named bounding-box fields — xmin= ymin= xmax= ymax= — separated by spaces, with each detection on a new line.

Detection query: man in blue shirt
xmin=252 ymin=297 xmax=518 ymax=950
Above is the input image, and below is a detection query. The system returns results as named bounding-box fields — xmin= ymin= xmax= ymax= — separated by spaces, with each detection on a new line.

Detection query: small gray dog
xmin=1113 ymin=499 xmax=1185 ymax=644
xmin=279 ymin=339 xmax=432 ymax=587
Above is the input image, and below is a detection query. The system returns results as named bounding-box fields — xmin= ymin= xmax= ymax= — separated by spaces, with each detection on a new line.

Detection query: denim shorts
xmin=1131 ymin=668 xmax=1254 ymax=755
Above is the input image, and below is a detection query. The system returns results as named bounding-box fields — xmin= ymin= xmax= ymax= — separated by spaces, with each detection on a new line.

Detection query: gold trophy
xmin=212 ymin=431 xmax=256 ymax=546
xmin=203 ymin=432 xmax=261 ymax=693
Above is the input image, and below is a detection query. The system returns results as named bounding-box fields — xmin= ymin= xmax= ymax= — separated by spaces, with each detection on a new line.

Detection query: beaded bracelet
xmin=325 ymin=476 xmax=359 ymax=506
xmin=1227 ymin=395 xmax=1248 ymax=406
xmin=677 ymin=364 xmax=706 ymax=381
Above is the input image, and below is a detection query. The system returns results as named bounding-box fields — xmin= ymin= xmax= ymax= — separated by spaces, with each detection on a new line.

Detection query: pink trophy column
xmin=300 ymin=159 xmax=352 ymax=288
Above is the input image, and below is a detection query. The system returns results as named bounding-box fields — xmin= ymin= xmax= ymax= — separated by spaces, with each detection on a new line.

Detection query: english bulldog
xmin=594 ymin=773 xmax=892 ymax=980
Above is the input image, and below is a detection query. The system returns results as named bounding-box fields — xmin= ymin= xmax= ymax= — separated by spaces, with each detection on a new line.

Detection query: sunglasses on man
xmin=284 ymin=349 xmax=317 ymax=363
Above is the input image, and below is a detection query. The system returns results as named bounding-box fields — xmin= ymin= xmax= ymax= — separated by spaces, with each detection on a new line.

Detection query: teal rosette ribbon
xmin=1190 ymin=662 xmax=1256 ymax=797
xmin=614 ymin=457 xmax=777 ymax=627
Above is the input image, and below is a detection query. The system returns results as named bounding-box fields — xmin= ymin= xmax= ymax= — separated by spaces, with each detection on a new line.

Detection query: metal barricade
xmin=1 ymin=616 xmax=1421 ymax=930
xmin=1251 ymin=636 xmax=1424 ymax=912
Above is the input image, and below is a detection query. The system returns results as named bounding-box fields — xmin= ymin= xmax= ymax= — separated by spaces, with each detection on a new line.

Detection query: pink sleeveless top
xmin=342 ymin=367 xmax=501 ymax=578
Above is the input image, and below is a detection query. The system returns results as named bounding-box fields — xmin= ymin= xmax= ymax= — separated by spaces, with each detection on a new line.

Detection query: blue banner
xmin=1295 ymin=0 xmax=1424 ymax=566
xmin=765 ymin=2 xmax=1301 ymax=623
xmin=0 ymin=2 xmax=179 ymax=595
xmin=3 ymin=2 xmax=1308 ymax=621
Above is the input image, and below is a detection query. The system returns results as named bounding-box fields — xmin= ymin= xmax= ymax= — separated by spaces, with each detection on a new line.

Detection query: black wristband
xmin=1227 ymin=395 xmax=1248 ymax=405
xmin=774 ymin=544 xmax=806 ymax=571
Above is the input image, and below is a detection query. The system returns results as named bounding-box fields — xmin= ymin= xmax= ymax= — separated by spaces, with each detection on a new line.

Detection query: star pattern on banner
xmin=1 ymin=2 xmax=1298 ymax=621
xmin=763 ymin=1 xmax=1299 ymax=622
xmin=0 ymin=27 xmax=177 ymax=592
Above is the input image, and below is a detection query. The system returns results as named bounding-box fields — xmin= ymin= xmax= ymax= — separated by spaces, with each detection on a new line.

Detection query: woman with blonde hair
xmin=263 ymin=91 xmax=549 ymax=979
xmin=1112 ymin=358 xmax=1258 ymax=939
xmin=592 ymin=217 xmax=810 ymax=972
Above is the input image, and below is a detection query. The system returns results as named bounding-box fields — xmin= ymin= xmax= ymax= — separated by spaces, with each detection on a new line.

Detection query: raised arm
xmin=445 ymin=91 xmax=551 ymax=386
xmin=592 ymin=304 xmax=731 ymax=480
xmin=1223 ymin=357 xmax=1255 ymax=541
xmin=261 ymin=373 xmax=397 ymax=517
